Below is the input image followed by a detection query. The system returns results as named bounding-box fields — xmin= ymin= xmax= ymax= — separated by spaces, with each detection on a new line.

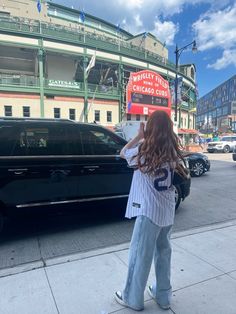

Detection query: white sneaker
xmin=147 ymin=286 xmax=170 ymax=310
xmin=114 ymin=291 xmax=143 ymax=311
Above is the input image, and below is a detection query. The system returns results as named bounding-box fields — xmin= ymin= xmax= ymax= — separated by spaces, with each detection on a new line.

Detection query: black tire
xmin=174 ymin=185 xmax=181 ymax=211
xmin=190 ymin=160 xmax=205 ymax=177
xmin=223 ymin=145 xmax=230 ymax=153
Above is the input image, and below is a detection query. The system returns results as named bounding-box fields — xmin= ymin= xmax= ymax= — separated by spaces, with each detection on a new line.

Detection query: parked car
xmin=0 ymin=118 xmax=191 ymax=232
xmin=232 ymin=145 xmax=236 ymax=161
xmin=207 ymin=136 xmax=236 ymax=153
xmin=183 ymin=152 xmax=210 ymax=177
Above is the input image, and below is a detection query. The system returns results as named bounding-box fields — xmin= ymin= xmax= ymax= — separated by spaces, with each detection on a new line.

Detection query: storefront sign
xmin=126 ymin=70 xmax=171 ymax=116
xmin=48 ymin=80 xmax=81 ymax=89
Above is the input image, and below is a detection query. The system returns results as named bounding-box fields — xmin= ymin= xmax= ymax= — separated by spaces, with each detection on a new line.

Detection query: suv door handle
xmin=82 ymin=165 xmax=99 ymax=172
xmin=8 ymin=168 xmax=28 ymax=175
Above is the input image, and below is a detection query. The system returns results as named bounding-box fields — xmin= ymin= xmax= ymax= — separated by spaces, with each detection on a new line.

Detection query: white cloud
xmin=117 ymin=0 xmax=144 ymax=9
xmin=153 ymin=20 xmax=179 ymax=46
xmin=115 ymin=0 xmax=232 ymax=18
xmin=56 ymin=0 xmax=234 ymax=53
xmin=208 ymin=49 xmax=236 ymax=69
xmin=134 ymin=14 xmax=143 ymax=28
xmin=193 ymin=4 xmax=236 ymax=69
xmin=193 ymin=5 xmax=236 ymax=51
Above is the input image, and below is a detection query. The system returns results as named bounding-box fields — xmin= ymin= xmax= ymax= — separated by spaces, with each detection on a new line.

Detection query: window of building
xmin=127 ymin=114 xmax=131 ymax=121
xmin=107 ymin=111 xmax=112 ymax=122
xmin=184 ymin=118 xmax=187 ymax=127
xmin=94 ymin=110 xmax=100 ymax=122
xmin=69 ymin=108 xmax=76 ymax=120
xmin=217 ymin=108 xmax=222 ymax=116
xmin=54 ymin=108 xmax=60 ymax=119
xmin=23 ymin=106 xmax=30 ymax=117
xmin=222 ymin=106 xmax=228 ymax=115
xmin=136 ymin=114 xmax=140 ymax=121
xmin=145 ymin=115 xmax=148 ymax=121
xmin=4 ymin=105 xmax=12 ymax=117
xmin=191 ymin=67 xmax=195 ymax=80
xmin=189 ymin=119 xmax=192 ymax=128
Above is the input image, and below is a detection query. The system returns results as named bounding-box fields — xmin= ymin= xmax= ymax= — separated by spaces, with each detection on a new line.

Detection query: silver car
xmin=207 ymin=136 xmax=236 ymax=153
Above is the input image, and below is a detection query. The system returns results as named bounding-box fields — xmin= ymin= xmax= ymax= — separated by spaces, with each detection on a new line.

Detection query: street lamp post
xmin=174 ymin=40 xmax=197 ymax=124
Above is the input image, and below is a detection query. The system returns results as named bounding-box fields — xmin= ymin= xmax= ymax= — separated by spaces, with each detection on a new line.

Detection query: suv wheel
xmin=223 ymin=145 xmax=230 ymax=153
xmin=174 ymin=185 xmax=181 ymax=211
xmin=191 ymin=160 xmax=205 ymax=177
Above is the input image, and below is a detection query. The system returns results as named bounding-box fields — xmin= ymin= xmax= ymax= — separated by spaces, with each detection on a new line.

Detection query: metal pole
xmin=83 ymin=56 xmax=88 ymax=122
xmin=174 ymin=45 xmax=178 ymax=123
xmin=118 ymin=64 xmax=123 ymax=122
xmin=38 ymin=43 xmax=44 ymax=118
xmin=207 ymin=104 xmax=209 ymax=136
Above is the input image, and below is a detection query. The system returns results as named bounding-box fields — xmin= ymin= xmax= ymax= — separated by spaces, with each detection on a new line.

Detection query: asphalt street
xmin=0 ymin=153 xmax=235 ymax=271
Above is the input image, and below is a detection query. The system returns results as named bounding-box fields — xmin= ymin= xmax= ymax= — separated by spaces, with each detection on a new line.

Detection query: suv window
xmin=0 ymin=122 xmax=124 ymax=156
xmin=0 ymin=125 xmax=25 ymax=156
xmin=221 ymin=137 xmax=231 ymax=141
xmin=20 ymin=127 xmax=49 ymax=154
xmin=80 ymin=126 xmax=124 ymax=155
xmin=20 ymin=125 xmax=81 ymax=156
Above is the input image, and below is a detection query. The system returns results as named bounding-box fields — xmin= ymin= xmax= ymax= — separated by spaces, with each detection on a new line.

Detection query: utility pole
xmin=38 ymin=39 xmax=45 ymax=118
xmin=83 ymin=56 xmax=89 ymax=122
xmin=118 ymin=64 xmax=124 ymax=122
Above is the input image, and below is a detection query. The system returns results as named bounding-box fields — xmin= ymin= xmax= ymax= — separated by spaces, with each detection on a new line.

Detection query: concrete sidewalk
xmin=1 ymin=220 xmax=236 ymax=314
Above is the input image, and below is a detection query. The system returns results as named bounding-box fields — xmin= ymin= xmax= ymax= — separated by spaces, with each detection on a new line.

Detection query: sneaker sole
xmin=147 ymin=286 xmax=170 ymax=310
xmin=114 ymin=291 xmax=144 ymax=311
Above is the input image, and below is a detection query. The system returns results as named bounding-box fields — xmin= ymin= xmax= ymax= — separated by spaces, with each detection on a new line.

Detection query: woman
xmin=115 ymin=110 xmax=184 ymax=311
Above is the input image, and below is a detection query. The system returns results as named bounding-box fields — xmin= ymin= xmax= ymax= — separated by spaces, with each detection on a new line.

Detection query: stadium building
xmin=0 ymin=0 xmax=197 ymax=130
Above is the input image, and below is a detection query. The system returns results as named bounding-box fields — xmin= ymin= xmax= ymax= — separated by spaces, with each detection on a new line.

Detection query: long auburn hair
xmin=137 ymin=110 xmax=184 ymax=174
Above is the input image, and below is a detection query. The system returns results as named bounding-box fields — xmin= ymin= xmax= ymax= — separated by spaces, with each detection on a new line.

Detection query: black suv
xmin=0 ymin=118 xmax=191 ymax=231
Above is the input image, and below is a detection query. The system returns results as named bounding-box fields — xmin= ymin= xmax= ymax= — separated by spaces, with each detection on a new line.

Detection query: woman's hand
xmin=137 ymin=122 xmax=145 ymax=140
xmin=120 ymin=122 xmax=145 ymax=158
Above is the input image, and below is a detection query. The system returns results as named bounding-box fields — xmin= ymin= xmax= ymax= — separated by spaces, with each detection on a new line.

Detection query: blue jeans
xmin=122 ymin=215 xmax=172 ymax=310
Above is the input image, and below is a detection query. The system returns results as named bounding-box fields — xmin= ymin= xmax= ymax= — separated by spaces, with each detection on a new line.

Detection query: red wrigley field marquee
xmin=126 ymin=70 xmax=171 ymax=116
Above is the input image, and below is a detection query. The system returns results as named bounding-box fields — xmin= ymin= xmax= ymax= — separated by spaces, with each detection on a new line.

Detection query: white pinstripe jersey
xmin=123 ymin=145 xmax=175 ymax=227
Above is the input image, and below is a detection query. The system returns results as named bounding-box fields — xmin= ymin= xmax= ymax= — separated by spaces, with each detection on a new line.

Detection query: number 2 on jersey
xmin=154 ymin=168 xmax=173 ymax=191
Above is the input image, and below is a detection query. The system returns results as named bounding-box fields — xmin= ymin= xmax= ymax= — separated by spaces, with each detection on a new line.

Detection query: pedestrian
xmin=114 ymin=110 xmax=185 ymax=311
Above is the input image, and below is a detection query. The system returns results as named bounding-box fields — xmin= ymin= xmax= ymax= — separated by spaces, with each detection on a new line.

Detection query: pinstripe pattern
xmin=123 ymin=146 xmax=175 ymax=227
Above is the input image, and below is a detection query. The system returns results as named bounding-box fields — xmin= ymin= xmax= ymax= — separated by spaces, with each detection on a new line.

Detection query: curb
xmin=1 ymin=219 xmax=236 ymax=278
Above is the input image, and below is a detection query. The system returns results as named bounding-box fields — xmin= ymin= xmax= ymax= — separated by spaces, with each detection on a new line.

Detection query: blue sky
xmin=54 ymin=0 xmax=236 ymax=98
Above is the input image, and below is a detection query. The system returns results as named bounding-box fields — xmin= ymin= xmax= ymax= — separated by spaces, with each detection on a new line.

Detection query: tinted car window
xmin=49 ymin=125 xmax=83 ymax=155
xmin=80 ymin=126 xmax=125 ymax=155
xmin=64 ymin=125 xmax=83 ymax=155
xmin=20 ymin=124 xmax=79 ymax=156
xmin=0 ymin=124 xmax=25 ymax=156
xmin=21 ymin=127 xmax=49 ymax=155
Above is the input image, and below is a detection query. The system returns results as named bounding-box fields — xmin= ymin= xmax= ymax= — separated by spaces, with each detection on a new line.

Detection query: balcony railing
xmin=0 ymin=17 xmax=178 ymax=72
xmin=0 ymin=74 xmax=119 ymax=98
xmin=87 ymin=83 xmax=119 ymax=97
xmin=0 ymin=74 xmax=39 ymax=87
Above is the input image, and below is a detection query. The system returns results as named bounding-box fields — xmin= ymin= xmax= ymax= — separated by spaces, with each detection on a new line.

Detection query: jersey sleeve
xmin=123 ymin=146 xmax=139 ymax=166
